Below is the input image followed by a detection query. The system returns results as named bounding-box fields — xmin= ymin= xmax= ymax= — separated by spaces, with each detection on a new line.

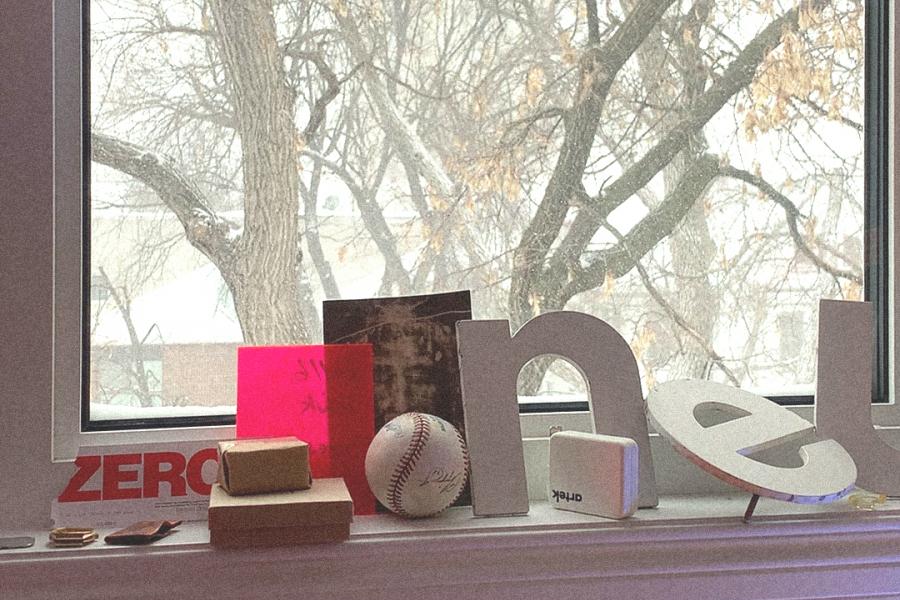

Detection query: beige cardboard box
xmin=217 ymin=438 xmax=311 ymax=496
xmin=209 ymin=523 xmax=350 ymax=548
xmin=208 ymin=478 xmax=353 ymax=530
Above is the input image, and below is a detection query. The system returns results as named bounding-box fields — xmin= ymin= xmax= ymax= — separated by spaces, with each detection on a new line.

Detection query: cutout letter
xmin=647 ymin=380 xmax=856 ymax=503
xmin=457 ymin=311 xmax=658 ymax=517
xmin=815 ymin=299 xmax=900 ymax=494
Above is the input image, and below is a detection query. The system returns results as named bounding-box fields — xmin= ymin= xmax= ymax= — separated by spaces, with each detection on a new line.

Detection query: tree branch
xmin=300 ymin=148 xmax=411 ymax=292
xmin=561 ymin=153 xmax=720 ymax=299
xmin=332 ymin=7 xmax=484 ymax=289
xmin=511 ymin=0 xmax=678 ymax=322
xmin=289 ymin=50 xmax=357 ymax=140
xmin=598 ymin=220 xmax=741 ymax=386
xmin=97 ymin=267 xmax=155 ymax=407
xmin=91 ymin=132 xmax=237 ymax=268
xmin=332 ymin=9 xmax=457 ymax=200
xmin=720 ymin=164 xmax=863 ymax=284
xmin=548 ymin=0 xmax=826 ymax=278
xmin=300 ymin=165 xmax=341 ymax=299
xmin=791 ymin=94 xmax=863 ymax=132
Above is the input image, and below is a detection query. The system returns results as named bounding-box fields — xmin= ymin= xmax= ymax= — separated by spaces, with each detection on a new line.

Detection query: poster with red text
xmin=51 ymin=441 xmax=219 ymax=527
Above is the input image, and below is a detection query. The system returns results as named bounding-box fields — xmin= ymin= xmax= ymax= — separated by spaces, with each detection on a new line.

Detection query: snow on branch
xmin=91 ymin=132 xmax=237 ymax=266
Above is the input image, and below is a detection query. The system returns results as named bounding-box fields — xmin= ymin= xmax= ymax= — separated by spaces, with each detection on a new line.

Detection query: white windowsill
xmin=5 ymin=495 xmax=900 ymax=600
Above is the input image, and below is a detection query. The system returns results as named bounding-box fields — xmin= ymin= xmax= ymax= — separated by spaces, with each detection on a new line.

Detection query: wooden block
xmin=209 ymin=523 xmax=350 ymax=548
xmin=208 ymin=479 xmax=353 ymax=530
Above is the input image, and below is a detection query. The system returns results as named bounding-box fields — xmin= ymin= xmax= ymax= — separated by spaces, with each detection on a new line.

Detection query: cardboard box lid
xmin=217 ymin=437 xmax=311 ymax=495
xmin=219 ymin=437 xmax=305 ymax=454
xmin=208 ymin=479 xmax=353 ymax=530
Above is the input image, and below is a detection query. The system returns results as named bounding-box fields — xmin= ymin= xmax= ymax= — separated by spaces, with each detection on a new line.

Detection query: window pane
xmin=89 ymin=0 xmax=866 ymax=420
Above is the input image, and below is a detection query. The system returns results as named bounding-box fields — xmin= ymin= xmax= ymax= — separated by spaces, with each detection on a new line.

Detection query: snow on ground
xmin=91 ymin=402 xmax=236 ymax=421
xmin=92 ymin=262 xmax=242 ymax=346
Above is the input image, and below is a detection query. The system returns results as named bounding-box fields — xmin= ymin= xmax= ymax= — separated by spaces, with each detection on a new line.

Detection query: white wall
xmin=0 ymin=1 xmax=69 ymax=530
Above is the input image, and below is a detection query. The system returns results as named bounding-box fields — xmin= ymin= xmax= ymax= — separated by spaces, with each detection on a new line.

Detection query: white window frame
xmin=0 ymin=0 xmax=897 ymax=530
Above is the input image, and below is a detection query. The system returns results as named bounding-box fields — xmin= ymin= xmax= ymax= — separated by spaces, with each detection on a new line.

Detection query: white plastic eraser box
xmin=548 ymin=431 xmax=639 ymax=519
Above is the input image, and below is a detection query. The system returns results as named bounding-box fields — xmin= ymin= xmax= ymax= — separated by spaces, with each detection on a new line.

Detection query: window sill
xmin=5 ymin=495 xmax=900 ymax=599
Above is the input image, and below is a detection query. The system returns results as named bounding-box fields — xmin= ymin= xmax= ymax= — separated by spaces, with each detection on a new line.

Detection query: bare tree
xmin=89 ymin=0 xmax=865 ymax=402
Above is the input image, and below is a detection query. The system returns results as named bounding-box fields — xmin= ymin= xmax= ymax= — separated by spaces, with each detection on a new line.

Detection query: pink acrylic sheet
xmin=237 ymin=344 xmax=375 ymax=515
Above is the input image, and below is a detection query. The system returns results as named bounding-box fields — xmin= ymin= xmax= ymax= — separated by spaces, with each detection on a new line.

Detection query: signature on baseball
xmin=418 ymin=469 xmax=462 ymax=494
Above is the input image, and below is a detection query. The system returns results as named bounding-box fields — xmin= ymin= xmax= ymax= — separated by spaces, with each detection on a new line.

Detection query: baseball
xmin=365 ymin=412 xmax=469 ymax=518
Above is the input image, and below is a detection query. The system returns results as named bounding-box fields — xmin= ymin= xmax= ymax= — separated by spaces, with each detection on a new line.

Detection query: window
xmin=2 ymin=0 xmax=895 ymax=535
xmin=80 ymin=0 xmax=886 ymax=432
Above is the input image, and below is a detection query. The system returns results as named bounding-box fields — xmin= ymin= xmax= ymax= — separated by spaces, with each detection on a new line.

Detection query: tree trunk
xmin=210 ymin=0 xmax=310 ymax=344
xmin=668 ymin=196 xmax=719 ymax=379
xmin=661 ymin=1 xmax=719 ymax=380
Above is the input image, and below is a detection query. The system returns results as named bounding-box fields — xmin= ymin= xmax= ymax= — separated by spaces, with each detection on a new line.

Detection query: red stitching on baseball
xmin=443 ymin=426 xmax=470 ymax=512
xmin=386 ymin=413 xmax=431 ymax=516
xmin=404 ymin=424 xmax=468 ymax=518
